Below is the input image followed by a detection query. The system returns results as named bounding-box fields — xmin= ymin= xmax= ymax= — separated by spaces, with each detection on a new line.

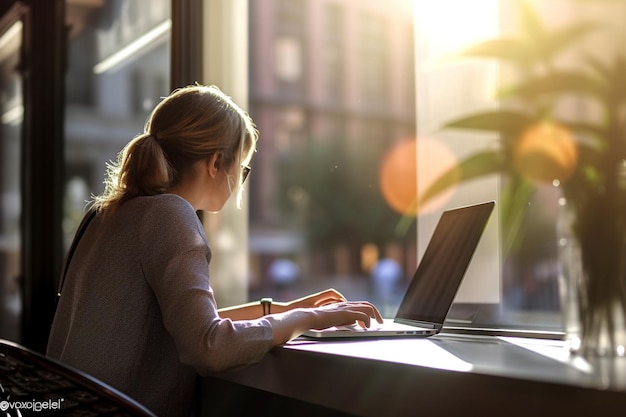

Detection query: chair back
xmin=0 ymin=338 xmax=157 ymax=417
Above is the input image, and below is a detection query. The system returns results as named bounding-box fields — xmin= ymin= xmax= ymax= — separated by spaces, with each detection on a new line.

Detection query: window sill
xmin=204 ymin=333 xmax=626 ymax=417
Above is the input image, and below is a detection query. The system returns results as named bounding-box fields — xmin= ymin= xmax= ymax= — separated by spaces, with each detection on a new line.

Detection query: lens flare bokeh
xmin=380 ymin=137 xmax=458 ymax=216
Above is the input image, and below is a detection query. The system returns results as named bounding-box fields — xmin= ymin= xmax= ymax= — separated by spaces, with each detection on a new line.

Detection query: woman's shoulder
xmin=143 ymin=194 xmax=195 ymax=214
xmin=120 ymin=193 xmax=187 ymax=213
xmin=121 ymin=195 xmax=210 ymax=273
xmin=125 ymin=194 xmax=201 ymax=231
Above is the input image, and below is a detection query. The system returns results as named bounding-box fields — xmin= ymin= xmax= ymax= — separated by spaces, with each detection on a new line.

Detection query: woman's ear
xmin=207 ymin=152 xmax=221 ymax=178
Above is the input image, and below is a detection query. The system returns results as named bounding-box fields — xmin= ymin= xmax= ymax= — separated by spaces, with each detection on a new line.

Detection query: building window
xmin=323 ymin=3 xmax=344 ymax=104
xmin=274 ymin=36 xmax=302 ymax=82
xmin=357 ymin=12 xmax=389 ymax=111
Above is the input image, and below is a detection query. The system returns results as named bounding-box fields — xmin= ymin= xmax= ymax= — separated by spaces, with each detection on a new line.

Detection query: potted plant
xmin=419 ymin=0 xmax=626 ymax=357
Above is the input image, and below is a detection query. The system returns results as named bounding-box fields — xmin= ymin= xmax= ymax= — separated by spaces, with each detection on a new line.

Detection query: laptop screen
xmin=395 ymin=201 xmax=494 ymax=328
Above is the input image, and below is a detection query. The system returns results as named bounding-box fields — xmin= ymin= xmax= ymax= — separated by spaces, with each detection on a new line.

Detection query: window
xmin=323 ymin=4 xmax=344 ymax=104
xmin=413 ymin=0 xmax=623 ymax=333
xmin=54 ymin=0 xmax=623 ymax=338
xmin=246 ymin=0 xmax=619 ymax=335
xmin=274 ymin=37 xmax=302 ymax=83
xmin=64 ymin=0 xmax=171 ymax=247
xmin=357 ymin=12 xmax=389 ymax=110
xmin=272 ymin=0 xmax=306 ymax=97
xmin=414 ymin=1 xmax=504 ymax=329
xmin=0 ymin=19 xmax=22 ymax=341
xmin=247 ymin=0 xmax=417 ymax=318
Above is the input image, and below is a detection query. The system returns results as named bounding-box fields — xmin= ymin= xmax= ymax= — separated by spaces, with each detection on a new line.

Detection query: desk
xmin=202 ymin=334 xmax=626 ymax=416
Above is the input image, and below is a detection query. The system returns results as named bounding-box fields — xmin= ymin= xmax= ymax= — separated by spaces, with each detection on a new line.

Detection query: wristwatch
xmin=260 ymin=297 xmax=273 ymax=315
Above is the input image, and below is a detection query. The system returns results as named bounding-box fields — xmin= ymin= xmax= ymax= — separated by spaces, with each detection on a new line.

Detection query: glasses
xmin=241 ymin=165 xmax=251 ymax=183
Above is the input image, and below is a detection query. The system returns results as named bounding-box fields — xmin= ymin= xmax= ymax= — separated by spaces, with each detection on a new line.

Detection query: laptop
xmin=302 ymin=200 xmax=495 ymax=339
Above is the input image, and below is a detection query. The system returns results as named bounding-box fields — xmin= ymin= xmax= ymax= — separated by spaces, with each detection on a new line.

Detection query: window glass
xmin=64 ymin=0 xmax=170 ymax=247
xmin=412 ymin=0 xmax=626 ymax=333
xmin=247 ymin=0 xmax=417 ymax=319
xmin=58 ymin=0 xmax=623 ymax=336
xmin=247 ymin=0 xmax=622 ymax=334
xmin=0 ymin=20 xmax=22 ymax=341
xmin=414 ymin=0 xmax=504 ymax=328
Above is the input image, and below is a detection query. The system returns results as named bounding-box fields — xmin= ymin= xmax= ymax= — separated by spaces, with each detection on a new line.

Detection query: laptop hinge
xmin=394 ymin=318 xmax=438 ymax=329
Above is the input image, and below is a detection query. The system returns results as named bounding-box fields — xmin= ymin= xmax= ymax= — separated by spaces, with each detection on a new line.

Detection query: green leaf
xmin=515 ymin=0 xmax=596 ymax=63
xmin=584 ymin=53 xmax=612 ymax=80
xmin=459 ymin=38 xmax=533 ymax=65
xmin=507 ymin=71 xmax=608 ymax=101
xmin=418 ymin=150 xmax=507 ymax=208
xmin=607 ymin=55 xmax=626 ymax=102
xmin=517 ymin=0 xmax=545 ymax=43
xmin=532 ymin=23 xmax=598 ymax=62
xmin=584 ymin=54 xmax=626 ymax=100
xmin=562 ymin=121 xmax=608 ymax=146
xmin=499 ymin=176 xmax=535 ymax=256
xmin=444 ymin=110 xmax=532 ymax=135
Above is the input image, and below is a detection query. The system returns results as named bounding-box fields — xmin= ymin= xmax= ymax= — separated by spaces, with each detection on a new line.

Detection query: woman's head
xmin=93 ymin=84 xmax=258 ymax=212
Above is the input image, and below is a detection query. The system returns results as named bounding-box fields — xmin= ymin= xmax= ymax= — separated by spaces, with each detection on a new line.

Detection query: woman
xmin=47 ymin=84 xmax=382 ymax=417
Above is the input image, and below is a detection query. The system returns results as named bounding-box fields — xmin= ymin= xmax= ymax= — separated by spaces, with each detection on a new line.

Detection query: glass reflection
xmin=64 ymin=0 xmax=170 ymax=248
xmin=0 ymin=20 xmax=23 ymax=341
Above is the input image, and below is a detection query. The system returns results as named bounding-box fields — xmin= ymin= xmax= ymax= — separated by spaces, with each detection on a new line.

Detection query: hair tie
xmin=151 ymin=132 xmax=159 ymax=142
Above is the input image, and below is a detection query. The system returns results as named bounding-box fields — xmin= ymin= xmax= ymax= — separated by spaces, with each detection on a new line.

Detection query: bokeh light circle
xmin=380 ymin=137 xmax=457 ymax=215
xmin=380 ymin=139 xmax=417 ymax=215
xmin=514 ymin=121 xmax=578 ymax=184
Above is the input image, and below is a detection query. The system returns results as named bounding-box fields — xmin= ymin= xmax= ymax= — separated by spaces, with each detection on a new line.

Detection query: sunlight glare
xmin=417 ymin=0 xmax=500 ymax=60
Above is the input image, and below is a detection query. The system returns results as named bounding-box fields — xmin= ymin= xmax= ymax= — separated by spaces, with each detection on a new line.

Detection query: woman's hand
xmin=275 ymin=288 xmax=347 ymax=311
xmin=221 ymin=287 xmax=384 ymax=344
xmin=265 ymin=299 xmax=384 ymax=345
xmin=309 ymin=300 xmax=384 ymax=330
xmin=276 ymin=288 xmax=383 ymax=329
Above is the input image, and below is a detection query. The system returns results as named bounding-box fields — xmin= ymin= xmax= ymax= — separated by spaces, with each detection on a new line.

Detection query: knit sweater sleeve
xmin=141 ymin=196 xmax=274 ymax=374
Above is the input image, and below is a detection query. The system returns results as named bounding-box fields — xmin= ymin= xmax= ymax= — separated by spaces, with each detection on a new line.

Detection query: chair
xmin=0 ymin=338 xmax=157 ymax=417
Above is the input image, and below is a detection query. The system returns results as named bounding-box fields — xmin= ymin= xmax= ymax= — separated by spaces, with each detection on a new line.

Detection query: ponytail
xmin=92 ymin=132 xmax=173 ymax=212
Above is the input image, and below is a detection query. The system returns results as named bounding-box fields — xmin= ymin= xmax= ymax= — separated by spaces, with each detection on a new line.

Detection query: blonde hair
xmin=92 ymin=84 xmax=258 ymax=212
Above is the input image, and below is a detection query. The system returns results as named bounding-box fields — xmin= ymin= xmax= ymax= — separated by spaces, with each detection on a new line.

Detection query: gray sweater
xmin=47 ymin=194 xmax=274 ymax=417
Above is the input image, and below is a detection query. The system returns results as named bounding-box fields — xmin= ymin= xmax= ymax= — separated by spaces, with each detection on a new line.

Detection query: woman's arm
xmin=217 ymin=301 xmax=264 ymax=321
xmin=217 ymin=288 xmax=349 ymax=320
xmin=218 ymin=288 xmax=383 ymax=345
